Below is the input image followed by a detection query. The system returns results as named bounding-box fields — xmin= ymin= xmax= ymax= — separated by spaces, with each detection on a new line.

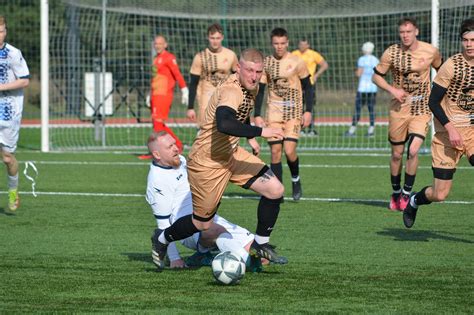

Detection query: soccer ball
xmin=211 ymin=251 xmax=246 ymax=285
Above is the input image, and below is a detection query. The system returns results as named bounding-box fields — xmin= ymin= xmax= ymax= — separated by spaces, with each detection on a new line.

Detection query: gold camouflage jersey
xmin=261 ymin=53 xmax=309 ymax=122
xmin=188 ymin=73 xmax=257 ymax=168
xmin=375 ymin=41 xmax=442 ymax=115
xmin=433 ymin=53 xmax=474 ymax=131
xmin=190 ymin=47 xmax=238 ymax=107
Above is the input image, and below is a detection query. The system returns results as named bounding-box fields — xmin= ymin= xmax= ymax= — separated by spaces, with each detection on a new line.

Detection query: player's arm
xmin=429 ymin=82 xmax=463 ymax=147
xmin=431 ymin=49 xmax=443 ymax=71
xmin=372 ymin=48 xmax=407 ymax=103
xmin=186 ymin=74 xmax=200 ymax=121
xmin=168 ymin=56 xmax=188 ymax=105
xmin=216 ymin=106 xmax=283 ymax=140
xmin=314 ymin=60 xmax=328 ymax=82
xmin=253 ymin=83 xmax=267 ymax=127
xmin=0 ymin=77 xmax=29 ymax=91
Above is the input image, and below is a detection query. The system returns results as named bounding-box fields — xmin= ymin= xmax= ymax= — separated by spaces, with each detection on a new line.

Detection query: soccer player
xmin=403 ymin=18 xmax=474 ymax=228
xmin=150 ymin=48 xmax=288 ymax=270
xmin=146 ymin=131 xmax=261 ymax=271
xmin=254 ymin=28 xmax=314 ymax=201
xmin=345 ymin=42 xmax=379 ymax=137
xmin=187 ymin=23 xmax=238 ymax=127
xmin=149 ymin=35 xmax=188 ymax=153
xmin=0 ymin=16 xmax=29 ymax=212
xmin=372 ymin=17 xmax=442 ymax=211
xmin=291 ymin=39 xmax=328 ymax=135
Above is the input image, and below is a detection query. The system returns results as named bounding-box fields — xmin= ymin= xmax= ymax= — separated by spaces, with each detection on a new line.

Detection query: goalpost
xmin=41 ymin=0 xmax=474 ymax=152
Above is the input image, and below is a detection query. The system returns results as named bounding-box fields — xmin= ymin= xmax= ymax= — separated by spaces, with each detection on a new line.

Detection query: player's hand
xmin=181 ymin=87 xmax=189 ymax=105
xmin=248 ymin=138 xmax=260 ymax=156
xmin=187 ymin=109 xmax=196 ymax=122
xmin=301 ymin=111 xmax=312 ymax=128
xmin=254 ymin=116 xmax=266 ymax=128
xmin=261 ymin=127 xmax=284 ymax=140
xmin=170 ymin=258 xmax=187 ymax=269
xmin=445 ymin=122 xmax=463 ymax=148
xmin=391 ymin=87 xmax=409 ymax=104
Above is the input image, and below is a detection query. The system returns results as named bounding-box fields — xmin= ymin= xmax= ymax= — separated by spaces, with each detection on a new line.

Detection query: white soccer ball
xmin=211 ymin=251 xmax=246 ymax=285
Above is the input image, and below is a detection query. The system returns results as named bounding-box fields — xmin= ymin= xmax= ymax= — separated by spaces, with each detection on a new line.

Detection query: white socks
xmin=216 ymin=232 xmax=249 ymax=262
xmin=8 ymin=173 xmax=18 ymax=190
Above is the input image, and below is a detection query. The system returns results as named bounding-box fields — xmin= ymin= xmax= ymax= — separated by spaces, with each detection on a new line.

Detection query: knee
xmin=391 ymin=151 xmax=403 ymax=162
xmin=192 ymin=218 xmax=212 ymax=231
xmin=407 ymin=149 xmax=418 ymax=160
xmin=2 ymin=153 xmax=13 ymax=165
xmin=267 ymin=181 xmax=284 ymax=199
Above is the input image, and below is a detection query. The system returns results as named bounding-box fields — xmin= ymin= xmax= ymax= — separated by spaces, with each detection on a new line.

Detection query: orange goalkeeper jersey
xmin=151 ymin=50 xmax=186 ymax=96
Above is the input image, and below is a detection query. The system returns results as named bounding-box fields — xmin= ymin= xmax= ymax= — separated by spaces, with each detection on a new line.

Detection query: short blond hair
xmin=240 ymin=48 xmax=264 ymax=64
xmin=147 ymin=131 xmax=168 ymax=153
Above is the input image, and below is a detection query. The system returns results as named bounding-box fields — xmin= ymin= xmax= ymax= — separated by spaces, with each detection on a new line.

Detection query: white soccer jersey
xmin=0 ymin=43 xmax=29 ymax=122
xmin=146 ymin=155 xmax=192 ymax=229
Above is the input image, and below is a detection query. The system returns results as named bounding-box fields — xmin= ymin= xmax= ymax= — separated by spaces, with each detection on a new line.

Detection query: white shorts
xmin=180 ymin=214 xmax=254 ymax=251
xmin=0 ymin=119 xmax=21 ymax=153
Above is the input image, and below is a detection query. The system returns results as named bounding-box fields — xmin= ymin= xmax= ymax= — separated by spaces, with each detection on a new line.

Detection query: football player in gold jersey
xmin=254 ymin=27 xmax=314 ymax=201
xmin=187 ymin=23 xmax=238 ymax=127
xmin=373 ymin=17 xmax=442 ymax=211
xmin=150 ymin=48 xmax=290 ymax=269
xmin=403 ymin=18 xmax=474 ymax=228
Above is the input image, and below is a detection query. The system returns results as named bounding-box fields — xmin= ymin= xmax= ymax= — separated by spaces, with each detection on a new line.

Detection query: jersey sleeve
xmin=433 ymin=58 xmax=454 ymax=89
xmin=313 ymin=51 xmax=324 ymax=64
xmin=189 ymin=53 xmax=202 ymax=76
xmin=260 ymin=68 xmax=268 ymax=84
xmin=374 ymin=48 xmax=392 ymax=75
xmin=12 ymin=49 xmax=30 ymax=79
xmin=168 ymin=54 xmax=187 ymax=88
xmin=216 ymin=85 xmax=243 ymax=112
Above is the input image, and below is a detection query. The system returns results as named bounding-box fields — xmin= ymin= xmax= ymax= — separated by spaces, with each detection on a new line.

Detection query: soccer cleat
xmin=8 ymin=189 xmax=19 ymax=212
xmin=246 ymin=254 xmax=263 ymax=273
xmin=151 ymin=228 xmax=168 ymax=269
xmin=250 ymin=241 xmax=288 ymax=265
xmin=292 ymin=180 xmax=302 ymax=201
xmin=388 ymin=194 xmax=400 ymax=211
xmin=399 ymin=193 xmax=410 ymax=211
xmin=403 ymin=193 xmax=418 ymax=228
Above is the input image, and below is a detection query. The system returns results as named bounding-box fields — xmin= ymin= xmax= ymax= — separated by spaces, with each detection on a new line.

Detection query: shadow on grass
xmin=376 ymin=228 xmax=473 ymax=243
xmin=344 ymin=199 xmax=388 ymax=208
xmin=0 ymin=207 xmax=15 ymax=216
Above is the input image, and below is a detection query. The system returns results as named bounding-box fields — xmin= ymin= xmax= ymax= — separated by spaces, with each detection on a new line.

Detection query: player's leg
xmin=1 ymin=123 xmax=21 ymax=212
xmin=269 ymin=141 xmax=283 ymax=182
xmin=403 ymin=131 xmax=461 ymax=228
xmin=367 ymin=93 xmax=376 ymax=136
xmin=389 ymin=143 xmax=404 ymax=210
xmin=346 ymin=92 xmax=362 ymax=136
xmin=388 ymin=112 xmax=409 ymax=211
xmin=151 ymin=94 xmax=183 ymax=152
xmin=399 ymin=134 xmax=424 ymax=209
xmin=283 ymin=119 xmax=302 ymax=200
xmin=230 ymin=147 xmax=286 ymax=264
xmin=308 ymin=83 xmax=317 ymax=135
xmin=284 ymin=139 xmax=301 ymax=200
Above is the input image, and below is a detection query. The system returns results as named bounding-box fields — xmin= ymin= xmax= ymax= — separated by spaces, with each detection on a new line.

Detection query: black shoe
xmin=250 ymin=241 xmax=288 ymax=264
xmin=151 ymin=228 xmax=168 ymax=269
xmin=292 ymin=180 xmax=302 ymax=201
xmin=403 ymin=195 xmax=418 ymax=228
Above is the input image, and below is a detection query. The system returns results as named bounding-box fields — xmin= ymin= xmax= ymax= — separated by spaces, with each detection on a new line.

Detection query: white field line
xmin=5 ymin=190 xmax=473 ymax=205
xmin=18 ymin=160 xmax=473 ymax=170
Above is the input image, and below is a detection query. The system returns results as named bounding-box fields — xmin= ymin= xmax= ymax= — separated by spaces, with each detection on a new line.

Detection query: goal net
xmin=44 ymin=0 xmax=473 ymax=151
